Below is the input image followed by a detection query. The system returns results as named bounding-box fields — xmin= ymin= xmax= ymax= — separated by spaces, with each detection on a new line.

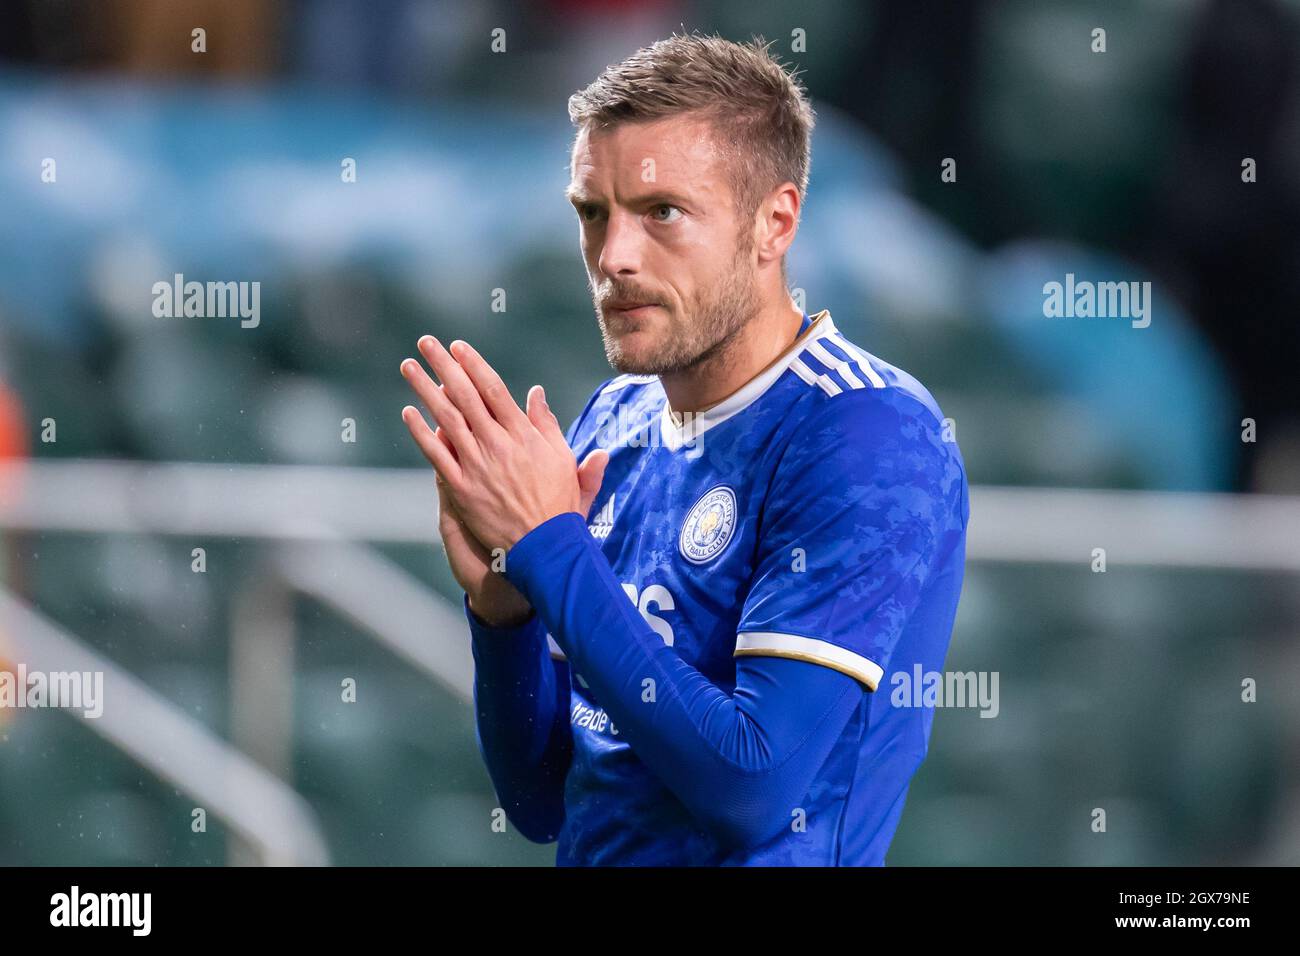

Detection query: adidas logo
xmin=588 ymin=494 xmax=616 ymax=539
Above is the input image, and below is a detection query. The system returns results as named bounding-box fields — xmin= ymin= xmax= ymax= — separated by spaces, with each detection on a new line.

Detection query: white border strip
xmin=735 ymin=631 xmax=884 ymax=690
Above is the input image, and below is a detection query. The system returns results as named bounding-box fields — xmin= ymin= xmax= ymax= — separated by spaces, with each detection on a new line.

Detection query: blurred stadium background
xmin=1 ymin=0 xmax=1298 ymax=865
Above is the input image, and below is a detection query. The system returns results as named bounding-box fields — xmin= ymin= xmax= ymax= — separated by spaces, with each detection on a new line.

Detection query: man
xmin=400 ymin=33 xmax=969 ymax=865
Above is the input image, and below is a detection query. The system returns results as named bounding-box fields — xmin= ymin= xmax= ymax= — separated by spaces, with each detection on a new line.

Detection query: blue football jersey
xmin=550 ymin=308 xmax=969 ymax=865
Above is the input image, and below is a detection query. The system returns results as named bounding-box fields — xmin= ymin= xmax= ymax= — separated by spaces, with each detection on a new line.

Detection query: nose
xmin=596 ymin=208 xmax=642 ymax=278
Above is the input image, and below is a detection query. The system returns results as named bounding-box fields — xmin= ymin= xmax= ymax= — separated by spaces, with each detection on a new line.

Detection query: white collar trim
xmin=658 ymin=310 xmax=835 ymax=452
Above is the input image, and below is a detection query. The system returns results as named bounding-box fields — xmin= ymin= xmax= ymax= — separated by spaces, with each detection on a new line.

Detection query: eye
xmin=578 ymin=204 xmax=604 ymax=223
xmin=650 ymin=204 xmax=682 ymax=223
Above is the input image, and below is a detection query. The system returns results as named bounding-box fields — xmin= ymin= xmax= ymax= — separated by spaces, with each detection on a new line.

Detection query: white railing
xmin=4 ymin=460 xmax=1299 ymax=569
xmin=0 ymin=459 xmax=481 ymax=866
xmin=0 ymin=588 xmax=331 ymax=866
xmin=969 ymin=484 xmax=1300 ymax=571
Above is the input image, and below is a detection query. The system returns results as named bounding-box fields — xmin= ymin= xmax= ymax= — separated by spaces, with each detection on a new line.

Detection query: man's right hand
xmin=436 ymin=449 xmax=533 ymax=628
xmin=433 ymin=425 xmax=607 ymax=628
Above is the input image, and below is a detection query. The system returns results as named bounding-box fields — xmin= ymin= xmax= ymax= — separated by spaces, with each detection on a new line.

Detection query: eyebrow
xmin=565 ymin=185 xmax=693 ymax=209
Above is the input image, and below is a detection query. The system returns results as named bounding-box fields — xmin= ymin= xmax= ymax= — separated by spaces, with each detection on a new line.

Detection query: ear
xmin=757 ymin=180 xmax=801 ymax=267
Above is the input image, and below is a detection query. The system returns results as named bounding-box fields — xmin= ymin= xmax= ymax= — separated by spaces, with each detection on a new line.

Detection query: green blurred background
xmin=0 ymin=0 xmax=1297 ymax=865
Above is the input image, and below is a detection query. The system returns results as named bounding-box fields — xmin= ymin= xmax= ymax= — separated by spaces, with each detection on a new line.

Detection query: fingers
xmin=432 ymin=458 xmax=492 ymax=564
xmin=400 ymin=356 xmax=479 ymax=467
xmin=401 ymin=404 xmax=463 ymax=484
xmin=432 ymin=436 xmax=455 ymax=491
xmin=434 ymin=425 xmax=460 ymax=464
xmin=433 ymin=465 xmax=456 ymax=525
xmin=447 ymin=340 xmax=531 ymax=433
xmin=416 ymin=336 xmax=501 ymax=440
xmin=526 ymin=384 xmax=570 ymax=455
xmin=577 ymin=448 xmax=610 ymax=518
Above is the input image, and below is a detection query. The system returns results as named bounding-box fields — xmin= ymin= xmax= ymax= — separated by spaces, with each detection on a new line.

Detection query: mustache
xmin=594 ymin=285 xmax=665 ymax=309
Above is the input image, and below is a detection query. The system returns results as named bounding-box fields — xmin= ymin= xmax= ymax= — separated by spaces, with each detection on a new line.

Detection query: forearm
xmin=504 ymin=514 xmax=863 ymax=849
xmin=466 ymin=595 xmax=573 ymax=843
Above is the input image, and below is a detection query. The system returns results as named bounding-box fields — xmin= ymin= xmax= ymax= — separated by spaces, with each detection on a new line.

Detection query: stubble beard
xmin=591 ymin=233 xmax=761 ymax=377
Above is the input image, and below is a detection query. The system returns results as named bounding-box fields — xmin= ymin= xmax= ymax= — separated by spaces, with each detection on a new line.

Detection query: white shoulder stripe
xmin=827 ymin=332 xmax=887 ymax=388
xmin=788 ymin=356 xmax=817 ymax=387
xmin=735 ymin=632 xmax=883 ymax=691
xmin=789 ymin=356 xmax=842 ymax=396
xmin=805 ymin=339 xmax=870 ymax=390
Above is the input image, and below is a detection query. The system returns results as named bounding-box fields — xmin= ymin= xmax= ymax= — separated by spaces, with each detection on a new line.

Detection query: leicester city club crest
xmin=679 ymin=485 xmax=738 ymax=564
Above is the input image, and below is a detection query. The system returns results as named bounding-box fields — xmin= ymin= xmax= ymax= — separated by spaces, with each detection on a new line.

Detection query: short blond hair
xmin=568 ymin=32 xmax=816 ymax=232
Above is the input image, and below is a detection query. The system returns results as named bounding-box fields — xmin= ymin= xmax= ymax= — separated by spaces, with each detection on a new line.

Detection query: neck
xmin=660 ymin=295 xmax=805 ymax=417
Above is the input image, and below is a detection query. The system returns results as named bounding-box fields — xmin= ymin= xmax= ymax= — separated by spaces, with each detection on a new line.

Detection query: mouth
xmin=606 ymin=302 xmax=660 ymax=318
